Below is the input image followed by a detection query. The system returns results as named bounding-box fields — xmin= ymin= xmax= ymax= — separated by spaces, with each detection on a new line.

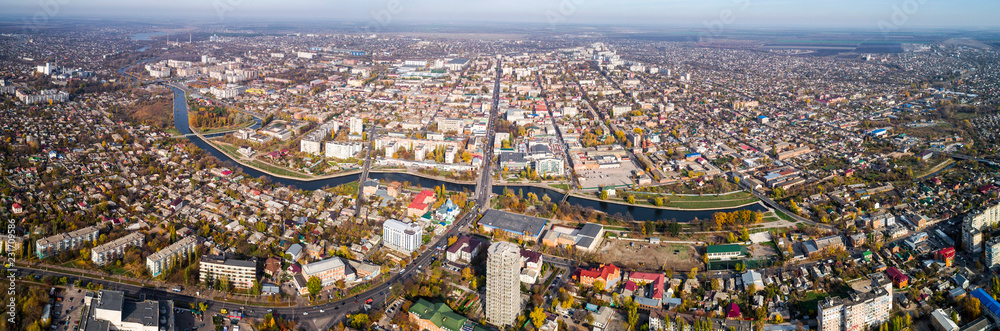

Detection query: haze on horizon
xmin=3 ymin=0 xmax=1000 ymax=30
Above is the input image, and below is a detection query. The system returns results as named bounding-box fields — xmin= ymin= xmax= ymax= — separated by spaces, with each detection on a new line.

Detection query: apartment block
xmin=145 ymin=236 xmax=199 ymax=277
xmin=91 ymin=233 xmax=145 ymax=266
xmin=35 ymin=226 xmax=99 ymax=259
xmin=199 ymin=255 xmax=257 ymax=289
xmin=818 ymin=275 xmax=893 ymax=331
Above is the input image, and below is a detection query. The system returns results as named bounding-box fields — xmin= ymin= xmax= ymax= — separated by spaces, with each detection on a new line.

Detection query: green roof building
xmin=705 ymin=244 xmax=747 ymax=261
xmin=409 ymin=299 xmax=468 ymax=331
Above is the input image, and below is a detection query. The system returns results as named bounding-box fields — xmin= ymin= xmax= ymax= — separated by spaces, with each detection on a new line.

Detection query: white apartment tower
xmin=818 ymin=275 xmax=892 ymax=331
xmin=963 ymin=202 xmax=1000 ymax=253
xmin=486 ymin=241 xmax=522 ymax=327
xmin=349 ymin=117 xmax=364 ymax=135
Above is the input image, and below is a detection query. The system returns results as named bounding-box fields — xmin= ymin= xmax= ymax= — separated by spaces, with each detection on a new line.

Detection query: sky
xmin=4 ymin=0 xmax=1000 ymax=30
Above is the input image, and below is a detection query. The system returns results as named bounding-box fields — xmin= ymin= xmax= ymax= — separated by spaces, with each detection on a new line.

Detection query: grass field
xmin=620 ymin=191 xmax=760 ymax=209
xmin=915 ymin=158 xmax=955 ymax=179
xmin=795 ymin=291 xmax=829 ymax=316
xmin=248 ymin=160 xmax=312 ymax=179
xmin=548 ymin=183 xmax=570 ymax=191
xmin=213 ymin=142 xmax=241 ymax=158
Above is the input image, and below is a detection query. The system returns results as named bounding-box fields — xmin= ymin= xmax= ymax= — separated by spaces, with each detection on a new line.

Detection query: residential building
xmin=199 ymin=255 xmax=257 ymax=289
xmin=519 ymin=249 xmax=543 ymax=284
xmin=409 ymin=299 xmax=468 ymax=331
xmin=325 ymin=141 xmax=363 ymax=159
xmin=445 ymin=236 xmax=485 ymax=264
xmin=885 ymin=267 xmax=909 ymax=288
xmin=987 ymin=237 xmax=1000 ymax=269
xmin=349 ymin=117 xmax=364 ymax=134
xmin=486 ymin=242 xmax=521 ymax=327
xmin=963 ymin=203 xmax=1000 ymax=253
xmin=79 ymin=290 xmax=174 ymax=331
xmin=937 ymin=247 xmax=956 ymax=267
xmin=383 ymin=219 xmax=422 ymax=254
xmin=145 ymin=236 xmax=199 ymax=277
xmin=817 ymin=275 xmax=893 ymax=331
xmin=91 ymin=233 xmax=145 ymax=266
xmin=35 ymin=226 xmax=99 ymax=258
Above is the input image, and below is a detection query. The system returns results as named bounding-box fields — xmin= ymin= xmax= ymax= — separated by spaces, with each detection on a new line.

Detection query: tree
xmin=688 ymin=268 xmax=698 ymax=280
xmin=593 ymin=279 xmax=605 ymax=293
xmin=348 ymin=313 xmax=370 ymax=329
xmin=599 ymin=190 xmax=609 ymax=200
xmin=961 ymin=296 xmax=982 ymax=320
xmin=307 ymin=276 xmax=322 ymax=297
xmin=531 ymin=307 xmax=546 ymax=329
xmin=461 ymin=267 xmax=473 ymax=282
xmin=448 ymin=236 xmax=458 ymax=247
xmin=624 ymin=298 xmax=639 ymax=331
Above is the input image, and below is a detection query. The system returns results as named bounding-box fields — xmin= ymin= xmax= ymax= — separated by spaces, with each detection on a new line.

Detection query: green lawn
xmin=247 ymin=160 xmax=312 ymax=179
xmin=548 ymin=184 xmax=570 ymax=191
xmin=795 ymin=291 xmax=829 ymax=316
xmin=775 ymin=210 xmax=796 ymax=222
xmin=663 ymin=197 xmax=760 ymax=209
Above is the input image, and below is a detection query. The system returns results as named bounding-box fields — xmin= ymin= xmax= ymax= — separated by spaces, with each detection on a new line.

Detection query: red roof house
xmin=574 ymin=264 xmax=621 ymax=291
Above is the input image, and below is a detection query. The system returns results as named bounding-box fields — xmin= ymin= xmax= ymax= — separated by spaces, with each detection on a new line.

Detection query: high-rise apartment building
xmin=818 ymin=275 xmax=893 ymax=331
xmin=486 ymin=242 xmax=521 ymax=327
xmin=963 ymin=203 xmax=1000 ymax=252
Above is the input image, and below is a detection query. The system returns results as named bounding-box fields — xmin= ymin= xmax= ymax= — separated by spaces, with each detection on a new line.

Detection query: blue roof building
xmin=971 ymin=288 xmax=1000 ymax=322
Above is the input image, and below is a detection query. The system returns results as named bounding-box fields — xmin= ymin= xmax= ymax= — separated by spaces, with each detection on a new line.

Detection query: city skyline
xmin=4 ymin=0 xmax=1000 ymax=29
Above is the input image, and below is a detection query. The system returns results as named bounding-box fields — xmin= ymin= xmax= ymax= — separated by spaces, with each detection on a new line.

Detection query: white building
xmin=818 ymin=275 xmax=892 ymax=331
xmin=612 ymin=105 xmax=632 ymax=117
xmin=199 ymin=255 xmax=257 ymax=289
xmin=91 ymin=232 xmax=145 ymax=266
xmin=16 ymin=89 xmax=69 ymax=104
xmin=80 ymin=290 xmax=174 ymax=331
xmin=349 ymin=117 xmax=364 ymax=135
xmin=35 ymin=226 xmax=99 ymax=259
xmin=486 ymin=242 xmax=522 ymax=327
xmin=300 ymin=138 xmax=323 ymax=155
xmin=963 ymin=203 xmax=1000 ymax=253
xmin=325 ymin=141 xmax=363 ymax=159
xmin=382 ymin=219 xmax=422 ymax=254
xmin=145 ymin=236 xmax=198 ymax=277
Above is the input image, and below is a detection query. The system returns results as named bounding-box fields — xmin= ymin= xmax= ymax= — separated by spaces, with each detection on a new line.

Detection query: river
xmin=168 ymin=86 xmax=766 ymax=222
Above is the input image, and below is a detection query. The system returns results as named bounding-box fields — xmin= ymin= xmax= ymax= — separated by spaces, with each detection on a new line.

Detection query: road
xmin=355 ymin=124 xmax=378 ymax=217
xmin=475 ymin=56 xmax=503 ymax=210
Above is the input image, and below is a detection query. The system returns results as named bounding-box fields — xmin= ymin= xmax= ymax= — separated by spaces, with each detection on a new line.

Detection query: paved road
xmin=355 ymin=124 xmax=378 ymax=217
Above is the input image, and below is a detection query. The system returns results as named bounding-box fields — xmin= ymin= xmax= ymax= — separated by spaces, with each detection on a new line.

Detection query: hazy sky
xmin=5 ymin=0 xmax=1000 ymax=29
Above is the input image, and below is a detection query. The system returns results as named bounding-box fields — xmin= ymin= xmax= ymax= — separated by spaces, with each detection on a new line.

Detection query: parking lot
xmin=48 ymin=285 xmax=91 ymax=331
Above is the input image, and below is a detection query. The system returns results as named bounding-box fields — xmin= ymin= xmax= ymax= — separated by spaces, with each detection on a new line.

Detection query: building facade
xmin=963 ymin=203 xmax=1000 ymax=253
xmin=383 ymin=219 xmax=422 ymax=254
xmin=91 ymin=232 xmax=145 ymax=266
xmin=199 ymin=256 xmax=257 ymax=289
xmin=145 ymin=236 xmax=199 ymax=277
xmin=818 ymin=276 xmax=892 ymax=331
xmin=35 ymin=226 xmax=99 ymax=259
xmin=486 ymin=242 xmax=521 ymax=327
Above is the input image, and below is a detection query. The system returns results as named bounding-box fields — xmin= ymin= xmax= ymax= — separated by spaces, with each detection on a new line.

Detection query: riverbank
xmin=565 ymin=191 xmax=768 ymax=212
